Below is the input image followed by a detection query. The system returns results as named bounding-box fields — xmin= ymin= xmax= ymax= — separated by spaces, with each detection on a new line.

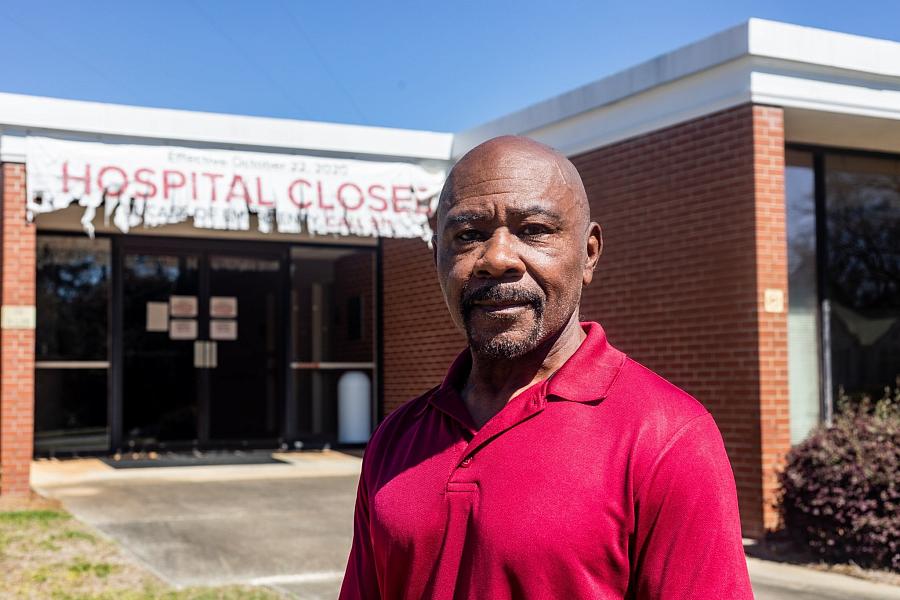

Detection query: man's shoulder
xmin=602 ymin=355 xmax=714 ymax=457
xmin=610 ymin=356 xmax=709 ymax=421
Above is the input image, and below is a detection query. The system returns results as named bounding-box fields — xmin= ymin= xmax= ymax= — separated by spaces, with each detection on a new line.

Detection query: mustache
xmin=460 ymin=284 xmax=545 ymax=317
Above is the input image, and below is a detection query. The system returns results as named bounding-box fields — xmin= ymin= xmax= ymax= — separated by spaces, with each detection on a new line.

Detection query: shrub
xmin=778 ymin=382 xmax=900 ymax=571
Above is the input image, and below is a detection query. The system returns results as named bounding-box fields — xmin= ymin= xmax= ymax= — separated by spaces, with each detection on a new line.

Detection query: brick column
xmin=0 ymin=163 xmax=37 ymax=497
xmin=752 ymin=106 xmax=790 ymax=531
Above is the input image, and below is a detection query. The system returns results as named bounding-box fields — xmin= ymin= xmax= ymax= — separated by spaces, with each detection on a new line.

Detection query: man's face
xmin=434 ymin=143 xmax=596 ymax=359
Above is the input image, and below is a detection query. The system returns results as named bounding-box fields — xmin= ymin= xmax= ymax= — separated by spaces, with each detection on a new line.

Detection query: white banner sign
xmin=25 ymin=136 xmax=445 ymax=240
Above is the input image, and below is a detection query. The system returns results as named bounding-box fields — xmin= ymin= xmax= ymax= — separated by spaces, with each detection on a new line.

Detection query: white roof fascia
xmin=747 ymin=18 xmax=900 ymax=79
xmin=506 ymin=58 xmax=754 ymax=158
xmin=0 ymin=92 xmax=453 ymax=162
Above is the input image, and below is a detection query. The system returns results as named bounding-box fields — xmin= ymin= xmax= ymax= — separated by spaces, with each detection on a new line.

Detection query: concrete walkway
xmin=32 ymin=452 xmax=360 ymax=599
xmin=32 ymin=453 xmax=900 ymax=600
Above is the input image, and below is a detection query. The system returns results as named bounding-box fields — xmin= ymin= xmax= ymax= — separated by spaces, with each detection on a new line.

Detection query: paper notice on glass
xmin=210 ymin=296 xmax=238 ymax=318
xmin=146 ymin=302 xmax=169 ymax=332
xmin=169 ymin=295 xmax=198 ymax=318
xmin=210 ymin=319 xmax=238 ymax=341
xmin=169 ymin=319 xmax=198 ymax=340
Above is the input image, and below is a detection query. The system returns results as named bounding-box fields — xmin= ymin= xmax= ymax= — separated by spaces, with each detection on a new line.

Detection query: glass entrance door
xmin=121 ymin=242 xmax=285 ymax=449
xmin=207 ymin=254 xmax=283 ymax=442
xmin=122 ymin=250 xmax=202 ymax=446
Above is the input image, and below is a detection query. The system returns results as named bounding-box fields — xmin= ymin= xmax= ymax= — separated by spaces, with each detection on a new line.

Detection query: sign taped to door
xmin=210 ymin=319 xmax=238 ymax=341
xmin=210 ymin=296 xmax=238 ymax=319
xmin=169 ymin=319 xmax=198 ymax=340
xmin=146 ymin=302 xmax=169 ymax=332
xmin=25 ymin=136 xmax=445 ymax=241
xmin=170 ymin=295 xmax=198 ymax=318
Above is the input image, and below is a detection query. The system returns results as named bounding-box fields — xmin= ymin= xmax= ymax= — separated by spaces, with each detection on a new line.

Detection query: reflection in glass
xmin=785 ymin=151 xmax=820 ymax=443
xmin=825 ymin=154 xmax=900 ymax=404
xmin=36 ymin=236 xmax=110 ymax=361
xmin=35 ymin=235 xmax=111 ymax=452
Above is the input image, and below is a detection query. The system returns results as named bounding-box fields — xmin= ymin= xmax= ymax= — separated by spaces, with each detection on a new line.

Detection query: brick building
xmin=1 ymin=20 xmax=899 ymax=537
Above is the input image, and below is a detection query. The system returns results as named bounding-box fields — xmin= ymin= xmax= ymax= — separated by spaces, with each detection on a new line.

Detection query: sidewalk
xmin=749 ymin=558 xmax=900 ymax=600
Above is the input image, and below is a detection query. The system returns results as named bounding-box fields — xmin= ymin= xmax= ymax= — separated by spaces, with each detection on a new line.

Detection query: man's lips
xmin=471 ymin=300 xmax=532 ymax=314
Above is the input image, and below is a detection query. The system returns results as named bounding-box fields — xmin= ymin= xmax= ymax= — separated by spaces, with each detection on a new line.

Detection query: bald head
xmin=437 ymin=136 xmax=590 ymax=228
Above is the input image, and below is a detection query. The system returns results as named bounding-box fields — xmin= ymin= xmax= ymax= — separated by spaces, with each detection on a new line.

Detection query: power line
xmin=278 ymin=1 xmax=369 ymax=123
xmin=0 ymin=6 xmax=145 ymax=104
xmin=188 ymin=0 xmax=312 ymax=117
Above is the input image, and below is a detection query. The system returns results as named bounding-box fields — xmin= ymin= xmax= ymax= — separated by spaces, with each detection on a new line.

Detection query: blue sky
xmin=1 ymin=1 xmax=898 ymax=132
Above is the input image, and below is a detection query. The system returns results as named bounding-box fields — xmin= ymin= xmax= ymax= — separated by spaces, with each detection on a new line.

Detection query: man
xmin=340 ymin=136 xmax=753 ymax=599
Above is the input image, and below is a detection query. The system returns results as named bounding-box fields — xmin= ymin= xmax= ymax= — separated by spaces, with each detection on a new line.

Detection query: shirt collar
xmin=545 ymin=321 xmax=625 ymax=403
xmin=426 ymin=321 xmax=625 ymax=424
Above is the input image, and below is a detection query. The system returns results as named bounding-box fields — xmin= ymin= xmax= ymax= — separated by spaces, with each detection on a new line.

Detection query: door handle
xmin=193 ymin=341 xmax=216 ymax=368
xmin=194 ymin=341 xmax=205 ymax=368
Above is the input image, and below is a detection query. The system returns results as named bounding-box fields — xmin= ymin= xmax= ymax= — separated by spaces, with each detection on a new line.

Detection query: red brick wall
xmin=381 ymin=239 xmax=464 ymax=414
xmin=380 ymin=104 xmax=790 ymax=536
xmin=0 ymin=163 xmax=37 ymax=497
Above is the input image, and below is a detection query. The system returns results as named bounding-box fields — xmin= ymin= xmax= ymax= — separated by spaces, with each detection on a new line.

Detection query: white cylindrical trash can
xmin=338 ymin=371 xmax=371 ymax=444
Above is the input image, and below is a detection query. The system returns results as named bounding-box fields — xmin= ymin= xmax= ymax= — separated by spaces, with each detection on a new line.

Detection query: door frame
xmin=113 ymin=235 xmax=291 ymax=450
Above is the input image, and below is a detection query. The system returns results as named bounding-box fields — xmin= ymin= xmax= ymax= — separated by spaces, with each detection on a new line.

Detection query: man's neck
xmin=461 ymin=312 xmax=586 ymax=429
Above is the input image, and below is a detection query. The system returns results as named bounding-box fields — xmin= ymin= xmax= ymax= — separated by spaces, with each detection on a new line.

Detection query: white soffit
xmin=0 ymin=92 xmax=453 ymax=163
xmin=454 ymin=19 xmax=900 ymax=158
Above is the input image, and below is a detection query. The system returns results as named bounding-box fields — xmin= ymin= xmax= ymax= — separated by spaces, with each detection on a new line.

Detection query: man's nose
xmin=474 ymin=230 xmax=525 ymax=278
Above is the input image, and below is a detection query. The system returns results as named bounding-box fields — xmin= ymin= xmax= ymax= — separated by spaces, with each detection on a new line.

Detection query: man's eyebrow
xmin=513 ymin=204 xmax=563 ymax=221
xmin=444 ymin=204 xmax=564 ymax=226
xmin=445 ymin=212 xmax=489 ymax=226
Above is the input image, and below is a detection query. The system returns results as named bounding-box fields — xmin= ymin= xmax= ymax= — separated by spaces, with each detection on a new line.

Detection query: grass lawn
xmin=0 ymin=498 xmax=284 ymax=599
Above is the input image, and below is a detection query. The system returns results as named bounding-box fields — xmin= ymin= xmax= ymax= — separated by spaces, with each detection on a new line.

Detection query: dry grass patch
xmin=0 ymin=499 xmax=282 ymax=599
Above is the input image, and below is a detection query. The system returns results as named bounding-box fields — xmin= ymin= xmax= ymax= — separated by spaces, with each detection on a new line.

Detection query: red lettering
xmin=288 ymin=179 xmax=313 ymax=208
xmin=317 ymin=181 xmax=333 ymax=210
xmin=225 ymin=175 xmax=251 ymax=204
xmin=62 ymin=161 xmax=90 ymax=194
xmin=392 ymin=185 xmax=413 ymax=213
xmin=191 ymin=172 xmax=198 ymax=200
xmin=256 ymin=177 xmax=275 ymax=207
xmin=134 ymin=168 xmax=157 ymax=199
xmin=367 ymin=184 xmax=388 ymax=212
xmin=97 ymin=166 xmax=128 ymax=198
xmin=336 ymin=182 xmax=364 ymax=211
xmin=162 ymin=170 xmax=186 ymax=199
xmin=201 ymin=173 xmax=223 ymax=202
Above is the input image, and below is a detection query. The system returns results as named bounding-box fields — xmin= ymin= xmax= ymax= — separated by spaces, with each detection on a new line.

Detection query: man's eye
xmin=520 ymin=224 xmax=550 ymax=237
xmin=456 ymin=230 xmax=482 ymax=242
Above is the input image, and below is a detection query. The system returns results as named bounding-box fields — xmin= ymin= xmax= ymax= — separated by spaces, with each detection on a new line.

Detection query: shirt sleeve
xmin=630 ymin=412 xmax=753 ymax=600
xmin=339 ymin=458 xmax=381 ymax=599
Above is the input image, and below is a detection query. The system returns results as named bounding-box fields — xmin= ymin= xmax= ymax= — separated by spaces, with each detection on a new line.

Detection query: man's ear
xmin=582 ymin=222 xmax=602 ymax=286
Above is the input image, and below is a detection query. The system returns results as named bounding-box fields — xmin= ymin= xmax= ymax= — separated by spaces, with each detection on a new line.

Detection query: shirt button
xmin=460 ymin=457 xmax=472 ymax=468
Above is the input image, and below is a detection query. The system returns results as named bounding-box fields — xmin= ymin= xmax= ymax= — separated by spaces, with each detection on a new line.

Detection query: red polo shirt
xmin=340 ymin=322 xmax=752 ymax=599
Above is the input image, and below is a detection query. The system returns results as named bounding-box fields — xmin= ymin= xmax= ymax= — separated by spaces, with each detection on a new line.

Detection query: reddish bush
xmin=778 ymin=385 xmax=900 ymax=572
